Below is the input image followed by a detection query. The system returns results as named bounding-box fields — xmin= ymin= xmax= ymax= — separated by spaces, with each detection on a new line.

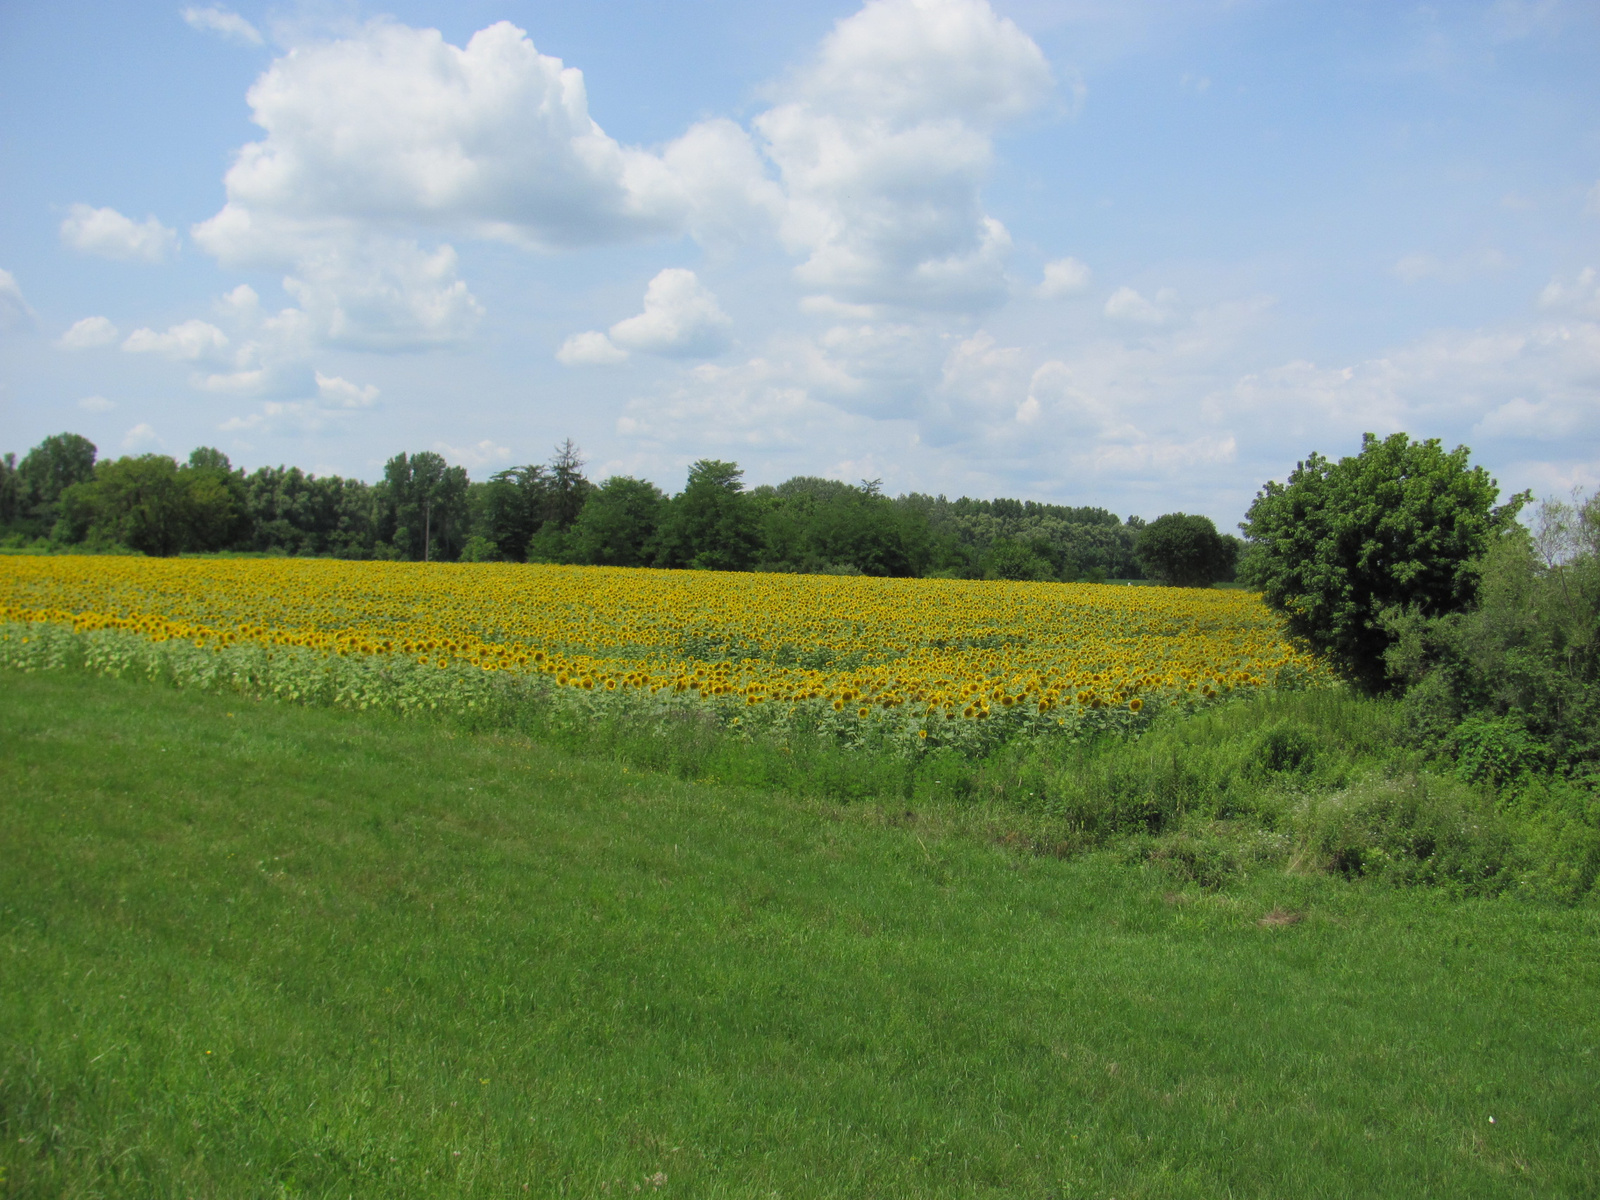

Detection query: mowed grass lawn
xmin=2 ymin=672 xmax=1597 ymax=1198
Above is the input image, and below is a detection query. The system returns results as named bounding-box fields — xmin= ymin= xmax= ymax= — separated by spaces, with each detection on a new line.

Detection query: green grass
xmin=3 ymin=671 xmax=1598 ymax=1198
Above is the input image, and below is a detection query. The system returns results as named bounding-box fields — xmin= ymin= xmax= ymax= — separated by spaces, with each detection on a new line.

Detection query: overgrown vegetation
xmin=5 ymin=615 xmax=1596 ymax=904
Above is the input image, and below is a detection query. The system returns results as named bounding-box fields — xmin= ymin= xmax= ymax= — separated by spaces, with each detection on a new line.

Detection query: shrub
xmin=1301 ymin=775 xmax=1514 ymax=894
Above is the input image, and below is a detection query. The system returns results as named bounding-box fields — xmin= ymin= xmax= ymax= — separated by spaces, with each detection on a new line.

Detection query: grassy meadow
xmin=4 ymin=669 xmax=1599 ymax=1198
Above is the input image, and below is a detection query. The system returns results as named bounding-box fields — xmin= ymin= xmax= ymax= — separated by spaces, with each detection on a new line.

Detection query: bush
xmin=1301 ymin=775 xmax=1515 ymax=894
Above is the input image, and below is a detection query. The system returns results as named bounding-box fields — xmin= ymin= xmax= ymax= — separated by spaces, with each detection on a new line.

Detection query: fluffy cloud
xmin=557 ymin=331 xmax=630 ymax=367
xmin=281 ymin=240 xmax=483 ymax=350
xmin=60 ymin=204 xmax=179 ymax=263
xmin=315 ymin=372 xmax=379 ymax=408
xmin=561 ymin=269 xmax=731 ymax=364
xmin=610 ymin=269 xmax=730 ymax=355
xmin=0 ymin=268 xmax=33 ymax=329
xmin=182 ymin=6 xmax=263 ymax=46
xmin=1104 ymin=285 xmax=1173 ymax=325
xmin=192 ymin=20 xmax=690 ymax=254
xmin=174 ymin=1 xmax=1055 ymax=362
xmin=755 ymin=0 xmax=1051 ymax=309
xmin=438 ymin=440 xmax=512 ymax=469
xmin=1035 ymin=257 xmax=1092 ymax=298
xmin=78 ymin=395 xmax=115 ymax=413
xmin=1537 ymin=268 xmax=1600 ymax=319
xmin=57 ymin=316 xmax=119 ymax=349
xmin=122 ymin=319 xmax=230 ymax=361
xmin=219 ymin=372 xmax=384 ymax=435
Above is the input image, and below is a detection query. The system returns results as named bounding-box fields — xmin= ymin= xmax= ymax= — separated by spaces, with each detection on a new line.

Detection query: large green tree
xmin=1135 ymin=513 xmax=1236 ymax=588
xmin=61 ymin=455 xmax=190 ymax=556
xmin=378 ymin=452 xmax=470 ymax=561
xmin=655 ymin=460 xmax=760 ymax=571
xmin=12 ymin=432 xmax=97 ymax=537
xmin=568 ymin=476 xmax=665 ymax=567
xmin=183 ymin=448 xmax=251 ymax=551
xmin=525 ymin=440 xmax=595 ymax=563
xmin=1241 ymin=432 xmax=1526 ymax=693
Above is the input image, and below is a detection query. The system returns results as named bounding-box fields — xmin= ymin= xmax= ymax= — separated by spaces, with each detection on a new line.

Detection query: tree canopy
xmin=1135 ymin=513 xmax=1237 ymax=588
xmin=1240 ymin=432 xmax=1526 ymax=693
xmin=1 ymin=431 xmax=1153 ymax=582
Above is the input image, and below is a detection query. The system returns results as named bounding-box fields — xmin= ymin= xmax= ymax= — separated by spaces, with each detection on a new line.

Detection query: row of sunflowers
xmin=0 ymin=557 xmax=1328 ymax=723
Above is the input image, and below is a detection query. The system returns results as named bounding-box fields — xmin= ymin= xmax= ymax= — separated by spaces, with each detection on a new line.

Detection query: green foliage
xmin=56 ymin=453 xmax=250 ymax=557
xmin=568 ymin=475 xmax=664 ymax=567
xmin=654 ymin=459 xmax=761 ymax=571
xmin=456 ymin=534 xmax=500 ymax=562
xmin=1382 ymin=494 xmax=1600 ymax=777
xmin=897 ymin=493 xmax=1142 ymax=581
xmin=1300 ymin=775 xmax=1516 ymax=892
xmin=377 ymin=450 xmax=470 ymax=562
xmin=980 ymin=537 xmax=1057 ymax=581
xmin=752 ymin=477 xmax=917 ymax=576
xmin=0 ymin=452 xmax=18 ymax=527
xmin=1242 ymin=432 xmax=1525 ymax=694
xmin=8 ymin=432 xmax=98 ymax=538
xmin=5 ymin=431 xmax=1153 ymax=577
xmin=1136 ymin=512 xmax=1237 ymax=587
xmin=240 ymin=464 xmax=377 ymax=557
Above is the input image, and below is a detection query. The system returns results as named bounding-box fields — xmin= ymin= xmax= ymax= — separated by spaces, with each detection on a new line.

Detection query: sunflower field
xmin=1 ymin=555 xmax=1328 ymax=744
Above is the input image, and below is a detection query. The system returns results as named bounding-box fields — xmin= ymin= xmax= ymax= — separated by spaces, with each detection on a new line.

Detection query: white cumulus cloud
xmin=1104 ymin=285 xmax=1171 ymax=325
xmin=60 ymin=204 xmax=179 ymax=263
xmin=562 ymin=269 xmax=731 ymax=364
xmin=609 ymin=269 xmax=730 ymax=355
xmin=179 ymin=3 xmax=1057 ymax=353
xmin=1036 ymin=257 xmax=1092 ymax=298
xmin=315 ymin=372 xmax=380 ymax=408
xmin=122 ymin=319 xmax=230 ymax=361
xmin=192 ymin=20 xmax=689 ymax=255
xmin=755 ymin=0 xmax=1052 ymax=310
xmin=557 ymin=330 xmax=629 ymax=366
xmin=57 ymin=316 xmax=120 ymax=349
xmin=182 ymin=6 xmax=263 ymax=46
xmin=438 ymin=440 xmax=512 ymax=469
xmin=78 ymin=395 xmax=116 ymax=413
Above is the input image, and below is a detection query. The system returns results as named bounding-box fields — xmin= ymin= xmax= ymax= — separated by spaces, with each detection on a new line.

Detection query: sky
xmin=1 ymin=0 xmax=1597 ymax=526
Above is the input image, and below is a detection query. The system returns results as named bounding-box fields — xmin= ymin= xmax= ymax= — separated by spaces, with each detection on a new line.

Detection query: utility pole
xmin=424 ymin=494 xmax=432 ymax=562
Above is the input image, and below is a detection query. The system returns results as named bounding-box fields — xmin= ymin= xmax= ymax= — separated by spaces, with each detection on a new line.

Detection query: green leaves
xmin=1135 ymin=513 xmax=1237 ymax=588
xmin=1242 ymin=433 xmax=1523 ymax=694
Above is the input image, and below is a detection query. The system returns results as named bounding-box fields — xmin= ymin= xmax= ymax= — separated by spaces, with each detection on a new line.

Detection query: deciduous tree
xmin=1241 ymin=432 xmax=1525 ymax=693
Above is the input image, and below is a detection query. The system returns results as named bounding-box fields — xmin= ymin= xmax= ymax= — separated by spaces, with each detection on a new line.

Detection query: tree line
xmin=0 ymin=431 xmax=1247 ymax=584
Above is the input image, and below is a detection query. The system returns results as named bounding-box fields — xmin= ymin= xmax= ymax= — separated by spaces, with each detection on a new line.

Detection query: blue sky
xmin=1 ymin=0 xmax=1597 ymax=524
